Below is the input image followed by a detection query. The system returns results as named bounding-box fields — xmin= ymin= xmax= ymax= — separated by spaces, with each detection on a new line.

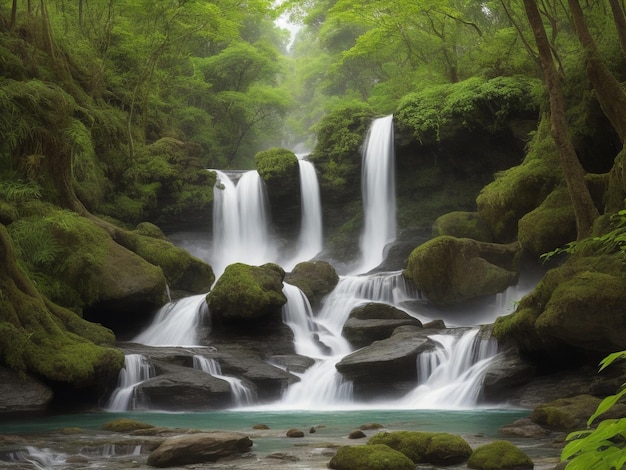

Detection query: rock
xmin=499 ymin=418 xmax=551 ymax=438
xmin=530 ymin=394 xmax=626 ymax=432
xmin=284 ymin=261 xmax=339 ymax=307
xmin=286 ymin=429 xmax=305 ymax=438
xmin=467 ymin=440 xmax=533 ymax=469
xmin=146 ymin=431 xmax=253 ymax=467
xmin=268 ymin=355 xmax=316 ymax=374
xmin=368 ymin=431 xmax=472 ymax=465
xmin=481 ymin=347 xmax=537 ymax=403
xmin=207 ymin=263 xmax=286 ymax=325
xmin=335 ymin=330 xmax=436 ymax=383
xmin=101 ymin=419 xmax=155 ymax=432
xmin=423 ymin=319 xmax=446 ymax=329
xmin=0 ymin=366 xmax=53 ymax=415
xmin=348 ymin=430 xmax=366 ymax=439
xmin=329 ymin=444 xmax=414 ymax=470
xmin=360 ymin=423 xmax=385 ymax=430
xmin=432 ymin=211 xmax=494 ymax=242
xmin=266 ymin=452 xmax=299 ymax=462
xmin=136 ymin=365 xmax=233 ymax=411
xmin=404 ymin=236 xmax=520 ymax=306
xmin=518 ymin=187 xmax=576 ymax=258
xmin=342 ymin=303 xmax=422 ymax=348
xmin=253 ymin=424 xmax=269 ymax=430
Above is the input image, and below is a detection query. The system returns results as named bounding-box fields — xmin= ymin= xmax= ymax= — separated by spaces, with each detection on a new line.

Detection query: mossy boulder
xmin=284 ymin=261 xmax=339 ymax=307
xmin=0 ymin=224 xmax=124 ymax=392
xmin=207 ymin=263 xmax=287 ymax=324
xmin=467 ymin=440 xmax=533 ymax=469
xmin=432 ymin=211 xmax=494 ymax=242
xmin=493 ymin=254 xmax=626 ymax=357
xmin=518 ymin=186 xmax=576 ymax=258
xmin=115 ymin=225 xmax=214 ymax=295
xmin=368 ymin=431 xmax=472 ymax=465
xmin=476 ymin=117 xmax=561 ymax=243
xmin=530 ymin=394 xmax=626 ymax=432
xmin=404 ymin=236 xmax=520 ymax=306
xmin=329 ymin=444 xmax=414 ymax=470
xmin=101 ymin=418 xmax=155 ymax=432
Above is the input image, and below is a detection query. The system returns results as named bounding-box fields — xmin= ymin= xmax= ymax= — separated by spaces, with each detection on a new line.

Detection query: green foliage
xmin=255 ymin=147 xmax=299 ymax=183
xmin=561 ymin=352 xmax=626 ymax=469
xmin=395 ymin=76 xmax=540 ymax=144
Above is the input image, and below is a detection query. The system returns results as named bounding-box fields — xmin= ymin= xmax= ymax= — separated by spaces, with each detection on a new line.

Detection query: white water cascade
xmin=211 ymin=170 xmax=277 ymax=278
xmin=193 ymin=355 xmax=256 ymax=406
xmin=132 ymin=294 xmax=208 ymax=347
xmin=287 ymin=156 xmax=323 ymax=269
xmin=106 ymin=354 xmax=155 ymax=411
xmin=399 ymin=329 xmax=499 ymax=409
xmin=353 ymin=114 xmax=396 ymax=274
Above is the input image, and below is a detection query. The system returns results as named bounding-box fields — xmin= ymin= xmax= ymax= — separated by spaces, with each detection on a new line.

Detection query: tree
xmin=521 ymin=0 xmax=599 ymax=240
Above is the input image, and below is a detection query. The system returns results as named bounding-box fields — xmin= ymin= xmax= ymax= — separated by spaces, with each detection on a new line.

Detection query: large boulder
xmin=493 ymin=254 xmax=626 ymax=359
xmin=207 ymin=263 xmax=287 ymax=325
xmin=368 ymin=431 xmax=473 ymax=466
xmin=147 ymin=431 xmax=253 ymax=467
xmin=476 ymin=117 xmax=561 ymax=243
xmin=432 ymin=211 xmax=494 ymax=242
xmin=114 ymin=223 xmax=214 ymax=296
xmin=329 ymin=444 xmax=414 ymax=470
xmin=285 ymin=261 xmax=339 ymax=307
xmin=0 ymin=224 xmax=124 ymax=397
xmin=518 ymin=186 xmax=576 ymax=258
xmin=467 ymin=440 xmax=533 ymax=470
xmin=342 ymin=303 xmax=422 ymax=348
xmin=404 ymin=236 xmax=520 ymax=306
xmin=0 ymin=366 xmax=53 ymax=415
xmin=481 ymin=347 xmax=537 ymax=404
xmin=335 ymin=327 xmax=436 ymax=395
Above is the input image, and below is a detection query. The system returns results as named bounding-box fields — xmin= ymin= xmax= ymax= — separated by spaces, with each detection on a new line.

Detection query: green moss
xmin=467 ymin=440 xmax=533 ymax=469
xmin=207 ymin=263 xmax=286 ymax=321
xmin=367 ymin=431 xmax=471 ymax=465
xmin=518 ymin=186 xmax=576 ymax=258
xmin=329 ymin=444 xmax=414 ymax=470
xmin=432 ymin=211 xmax=494 ymax=242
xmin=101 ymin=418 xmax=155 ymax=433
xmin=476 ymin=116 xmax=561 ymax=242
xmin=255 ymin=147 xmax=299 ymax=186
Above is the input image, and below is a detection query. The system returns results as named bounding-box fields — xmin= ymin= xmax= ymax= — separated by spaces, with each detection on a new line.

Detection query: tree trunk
xmin=609 ymin=0 xmax=626 ymax=60
xmin=522 ymin=0 xmax=599 ymax=239
xmin=569 ymin=0 xmax=626 ymax=144
xmin=10 ymin=0 xmax=17 ymax=30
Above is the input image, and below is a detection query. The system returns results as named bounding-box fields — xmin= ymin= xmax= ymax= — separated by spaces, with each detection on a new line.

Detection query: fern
xmin=0 ymin=179 xmax=42 ymax=202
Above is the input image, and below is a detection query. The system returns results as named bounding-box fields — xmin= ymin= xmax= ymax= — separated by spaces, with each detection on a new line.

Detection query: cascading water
xmin=211 ymin=170 xmax=277 ymax=278
xmin=132 ymin=294 xmax=208 ymax=347
xmin=353 ymin=114 xmax=396 ymax=274
xmin=398 ymin=329 xmax=499 ymax=409
xmin=106 ymin=354 xmax=155 ymax=411
xmin=193 ymin=356 xmax=256 ymax=406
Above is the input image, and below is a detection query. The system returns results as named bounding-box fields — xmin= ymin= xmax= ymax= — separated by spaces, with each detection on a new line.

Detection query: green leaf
xmin=599 ymin=351 xmax=626 ymax=372
xmin=587 ymin=390 xmax=626 ymax=426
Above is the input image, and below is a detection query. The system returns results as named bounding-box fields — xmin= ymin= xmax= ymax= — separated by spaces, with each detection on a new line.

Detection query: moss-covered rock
xmin=476 ymin=116 xmax=561 ymax=243
xmin=207 ymin=263 xmax=287 ymax=324
xmin=115 ymin=226 xmax=214 ymax=295
xmin=432 ymin=211 xmax=494 ymax=242
xmin=101 ymin=418 xmax=155 ymax=433
xmin=518 ymin=186 xmax=576 ymax=258
xmin=367 ymin=431 xmax=472 ymax=465
xmin=493 ymin=254 xmax=626 ymax=357
xmin=404 ymin=236 xmax=520 ymax=306
xmin=467 ymin=440 xmax=533 ymax=469
xmin=0 ymin=224 xmax=124 ymax=391
xmin=329 ymin=444 xmax=414 ymax=470
xmin=284 ymin=261 xmax=339 ymax=307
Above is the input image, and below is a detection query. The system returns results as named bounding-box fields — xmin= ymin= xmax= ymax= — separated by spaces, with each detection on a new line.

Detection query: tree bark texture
xmin=522 ymin=0 xmax=599 ymax=239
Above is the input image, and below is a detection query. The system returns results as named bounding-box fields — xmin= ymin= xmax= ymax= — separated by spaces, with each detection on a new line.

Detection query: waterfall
xmin=293 ymin=156 xmax=323 ymax=263
xmin=211 ymin=170 xmax=277 ymax=278
xmin=193 ymin=356 xmax=256 ymax=406
xmin=354 ymin=114 xmax=396 ymax=273
xmin=399 ymin=329 xmax=498 ymax=409
xmin=106 ymin=354 xmax=155 ymax=411
xmin=282 ymin=283 xmax=327 ymax=358
xmin=132 ymin=294 xmax=208 ymax=347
